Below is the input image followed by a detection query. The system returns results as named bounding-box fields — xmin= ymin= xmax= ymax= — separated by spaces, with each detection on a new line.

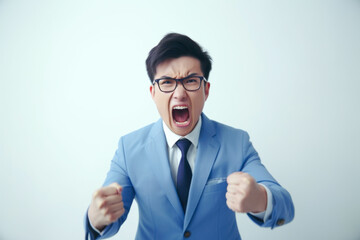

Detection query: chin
xmin=175 ymin=124 xmax=195 ymax=136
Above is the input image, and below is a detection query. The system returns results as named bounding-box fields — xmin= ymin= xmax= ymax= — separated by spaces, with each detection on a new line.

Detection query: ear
xmin=150 ymin=84 xmax=155 ymax=99
xmin=204 ymin=82 xmax=210 ymax=101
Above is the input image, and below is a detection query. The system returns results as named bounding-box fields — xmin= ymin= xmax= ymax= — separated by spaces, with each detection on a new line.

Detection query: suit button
xmin=277 ymin=219 xmax=285 ymax=226
xmin=184 ymin=231 xmax=191 ymax=238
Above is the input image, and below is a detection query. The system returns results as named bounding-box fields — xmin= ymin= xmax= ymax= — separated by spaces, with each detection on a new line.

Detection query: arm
xmin=85 ymin=137 xmax=135 ymax=239
xmin=226 ymin=132 xmax=294 ymax=228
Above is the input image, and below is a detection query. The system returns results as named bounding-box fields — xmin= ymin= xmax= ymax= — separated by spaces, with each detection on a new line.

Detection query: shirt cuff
xmin=248 ymin=184 xmax=273 ymax=222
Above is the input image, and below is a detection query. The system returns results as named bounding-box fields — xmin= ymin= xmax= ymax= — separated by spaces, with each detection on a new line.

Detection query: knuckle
xmin=228 ymin=172 xmax=238 ymax=181
xmin=225 ymin=192 xmax=230 ymax=199
xmin=242 ymin=176 xmax=251 ymax=184
xmin=242 ymin=172 xmax=250 ymax=178
xmin=97 ymin=199 xmax=106 ymax=209
xmin=245 ymin=174 xmax=254 ymax=183
xmin=226 ymin=175 xmax=232 ymax=183
xmin=226 ymin=200 xmax=232 ymax=208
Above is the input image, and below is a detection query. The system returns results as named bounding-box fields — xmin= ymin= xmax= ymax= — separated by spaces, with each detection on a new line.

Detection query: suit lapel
xmin=184 ymin=114 xmax=220 ymax=229
xmin=146 ymin=120 xmax=184 ymax=220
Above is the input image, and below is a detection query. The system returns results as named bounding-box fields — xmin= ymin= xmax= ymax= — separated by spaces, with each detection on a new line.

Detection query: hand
xmin=226 ymin=172 xmax=267 ymax=213
xmin=88 ymin=183 xmax=125 ymax=231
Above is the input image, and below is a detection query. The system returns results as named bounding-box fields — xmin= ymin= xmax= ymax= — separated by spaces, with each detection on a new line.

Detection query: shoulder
xmin=213 ymin=120 xmax=247 ymax=134
xmin=118 ymin=119 xmax=162 ymax=148
xmin=203 ymin=114 xmax=250 ymax=140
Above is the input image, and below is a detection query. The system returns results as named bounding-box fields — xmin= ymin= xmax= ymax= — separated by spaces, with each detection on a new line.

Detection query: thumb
xmin=227 ymin=171 xmax=245 ymax=184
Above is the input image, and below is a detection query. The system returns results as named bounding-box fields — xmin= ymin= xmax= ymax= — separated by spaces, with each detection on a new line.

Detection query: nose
xmin=173 ymin=82 xmax=187 ymax=100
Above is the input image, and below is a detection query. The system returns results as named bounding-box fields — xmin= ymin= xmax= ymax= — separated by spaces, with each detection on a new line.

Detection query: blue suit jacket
xmin=85 ymin=114 xmax=294 ymax=239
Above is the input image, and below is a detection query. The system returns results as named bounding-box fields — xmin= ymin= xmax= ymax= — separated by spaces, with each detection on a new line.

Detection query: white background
xmin=1 ymin=1 xmax=360 ymax=239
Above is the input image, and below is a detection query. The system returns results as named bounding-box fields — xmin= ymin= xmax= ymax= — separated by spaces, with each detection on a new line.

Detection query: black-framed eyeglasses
xmin=153 ymin=75 xmax=207 ymax=93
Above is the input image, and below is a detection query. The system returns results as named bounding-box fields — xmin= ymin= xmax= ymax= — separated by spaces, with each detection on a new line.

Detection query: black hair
xmin=146 ymin=33 xmax=212 ymax=83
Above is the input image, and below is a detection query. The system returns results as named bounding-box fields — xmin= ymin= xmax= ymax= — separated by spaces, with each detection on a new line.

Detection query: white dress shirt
xmin=162 ymin=116 xmax=273 ymax=222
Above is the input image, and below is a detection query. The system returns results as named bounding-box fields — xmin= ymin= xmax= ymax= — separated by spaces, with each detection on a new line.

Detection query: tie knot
xmin=176 ymin=138 xmax=192 ymax=155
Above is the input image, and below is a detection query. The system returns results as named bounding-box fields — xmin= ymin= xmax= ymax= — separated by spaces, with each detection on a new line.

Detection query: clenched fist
xmin=88 ymin=183 xmax=125 ymax=231
xmin=226 ymin=172 xmax=267 ymax=213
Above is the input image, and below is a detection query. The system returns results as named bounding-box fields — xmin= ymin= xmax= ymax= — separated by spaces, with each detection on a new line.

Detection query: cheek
xmin=155 ymin=95 xmax=170 ymax=116
xmin=192 ymin=95 xmax=206 ymax=114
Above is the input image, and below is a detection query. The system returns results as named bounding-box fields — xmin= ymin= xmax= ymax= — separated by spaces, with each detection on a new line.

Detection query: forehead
xmin=155 ymin=56 xmax=202 ymax=78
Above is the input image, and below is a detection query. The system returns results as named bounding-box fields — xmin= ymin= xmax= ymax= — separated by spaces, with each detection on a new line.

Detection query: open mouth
xmin=172 ymin=106 xmax=190 ymax=125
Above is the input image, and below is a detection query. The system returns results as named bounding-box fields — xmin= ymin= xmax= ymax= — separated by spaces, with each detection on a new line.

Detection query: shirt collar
xmin=163 ymin=116 xmax=202 ymax=149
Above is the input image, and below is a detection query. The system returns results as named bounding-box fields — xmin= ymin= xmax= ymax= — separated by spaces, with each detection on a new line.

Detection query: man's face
xmin=150 ymin=56 xmax=210 ymax=136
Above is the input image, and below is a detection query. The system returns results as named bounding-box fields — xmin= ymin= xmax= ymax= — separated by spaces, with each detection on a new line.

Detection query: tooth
xmin=174 ymin=106 xmax=188 ymax=110
xmin=176 ymin=120 xmax=189 ymax=125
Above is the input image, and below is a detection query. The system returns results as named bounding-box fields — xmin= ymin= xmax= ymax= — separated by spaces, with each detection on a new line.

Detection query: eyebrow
xmin=158 ymin=73 xmax=199 ymax=79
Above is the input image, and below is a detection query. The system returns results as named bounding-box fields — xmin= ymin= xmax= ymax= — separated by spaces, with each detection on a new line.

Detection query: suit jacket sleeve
xmin=240 ymin=131 xmax=295 ymax=228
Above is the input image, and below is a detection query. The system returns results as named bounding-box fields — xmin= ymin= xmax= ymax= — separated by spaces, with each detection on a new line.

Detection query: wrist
xmin=88 ymin=207 xmax=107 ymax=232
xmin=253 ymin=184 xmax=267 ymax=213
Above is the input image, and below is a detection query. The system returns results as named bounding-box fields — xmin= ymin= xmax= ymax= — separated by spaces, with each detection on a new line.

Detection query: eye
xmin=184 ymin=78 xmax=199 ymax=84
xmin=160 ymin=79 xmax=175 ymax=85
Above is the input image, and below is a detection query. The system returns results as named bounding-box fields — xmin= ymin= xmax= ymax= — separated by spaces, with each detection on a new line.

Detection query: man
xmin=85 ymin=33 xmax=294 ymax=239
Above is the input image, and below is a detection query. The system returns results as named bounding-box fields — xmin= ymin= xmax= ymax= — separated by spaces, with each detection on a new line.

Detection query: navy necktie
xmin=176 ymin=138 xmax=192 ymax=212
